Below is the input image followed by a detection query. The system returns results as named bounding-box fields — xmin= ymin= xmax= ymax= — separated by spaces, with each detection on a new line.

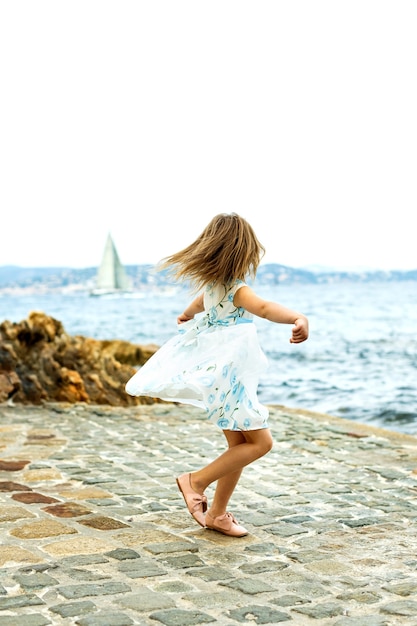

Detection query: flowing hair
xmin=158 ymin=213 xmax=265 ymax=290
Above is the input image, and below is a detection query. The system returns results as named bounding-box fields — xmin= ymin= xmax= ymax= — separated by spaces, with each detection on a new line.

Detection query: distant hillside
xmin=257 ymin=264 xmax=417 ymax=284
xmin=0 ymin=263 xmax=416 ymax=292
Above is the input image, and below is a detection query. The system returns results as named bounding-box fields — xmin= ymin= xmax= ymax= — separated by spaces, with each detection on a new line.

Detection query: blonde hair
xmin=158 ymin=213 xmax=265 ymax=290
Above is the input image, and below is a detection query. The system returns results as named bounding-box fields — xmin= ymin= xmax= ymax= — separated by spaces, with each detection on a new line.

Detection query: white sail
xmin=93 ymin=234 xmax=131 ymax=294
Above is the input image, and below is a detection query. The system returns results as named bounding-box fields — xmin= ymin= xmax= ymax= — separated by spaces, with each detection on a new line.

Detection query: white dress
xmin=125 ymin=279 xmax=269 ymax=431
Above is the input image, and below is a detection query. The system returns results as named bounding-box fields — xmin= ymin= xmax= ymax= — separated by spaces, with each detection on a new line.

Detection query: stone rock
xmin=0 ymin=459 xmax=30 ymax=471
xmin=42 ymin=502 xmax=92 ymax=517
xmin=10 ymin=519 xmax=78 ymax=539
xmin=0 ymin=311 xmax=160 ymax=406
xmin=0 ymin=545 xmax=43 ymax=567
xmin=77 ymin=515 xmax=130 ymax=530
xmin=12 ymin=492 xmax=60 ymax=504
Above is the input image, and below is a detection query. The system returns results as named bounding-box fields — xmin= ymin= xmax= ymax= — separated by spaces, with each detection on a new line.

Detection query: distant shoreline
xmin=1 ymin=262 xmax=416 ymax=295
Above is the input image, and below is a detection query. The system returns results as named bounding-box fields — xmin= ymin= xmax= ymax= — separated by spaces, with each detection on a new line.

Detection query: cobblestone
xmin=1 ymin=401 xmax=417 ymax=624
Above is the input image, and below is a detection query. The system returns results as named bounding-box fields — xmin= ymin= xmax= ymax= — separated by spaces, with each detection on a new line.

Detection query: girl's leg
xmin=191 ymin=427 xmax=273 ymax=513
xmin=209 ymin=430 xmax=246 ymax=518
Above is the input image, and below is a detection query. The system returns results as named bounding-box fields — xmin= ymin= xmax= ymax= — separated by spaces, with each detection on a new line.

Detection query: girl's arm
xmin=234 ymin=285 xmax=309 ymax=344
xmin=177 ymin=292 xmax=205 ymax=324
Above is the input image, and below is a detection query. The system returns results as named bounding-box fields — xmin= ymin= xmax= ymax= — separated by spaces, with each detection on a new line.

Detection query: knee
xmin=255 ymin=434 xmax=273 ymax=458
xmin=261 ymin=437 xmax=273 ymax=455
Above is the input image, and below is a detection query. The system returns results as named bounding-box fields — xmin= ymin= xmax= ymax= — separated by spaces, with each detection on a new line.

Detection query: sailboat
xmin=91 ymin=233 xmax=132 ymax=296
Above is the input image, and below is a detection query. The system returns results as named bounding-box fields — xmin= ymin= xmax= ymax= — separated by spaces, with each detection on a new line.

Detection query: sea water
xmin=1 ymin=281 xmax=416 ymax=435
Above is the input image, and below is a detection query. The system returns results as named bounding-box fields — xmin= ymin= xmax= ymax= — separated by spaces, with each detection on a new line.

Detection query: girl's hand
xmin=290 ymin=317 xmax=309 ymax=343
xmin=177 ymin=313 xmax=194 ymax=324
xmin=177 ymin=293 xmax=205 ymax=325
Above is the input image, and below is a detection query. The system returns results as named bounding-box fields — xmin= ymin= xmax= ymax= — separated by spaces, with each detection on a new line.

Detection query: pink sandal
xmin=205 ymin=511 xmax=248 ymax=537
xmin=176 ymin=473 xmax=207 ymax=528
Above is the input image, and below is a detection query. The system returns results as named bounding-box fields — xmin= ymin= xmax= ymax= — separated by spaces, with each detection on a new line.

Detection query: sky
xmin=1 ymin=1 xmax=416 ymax=271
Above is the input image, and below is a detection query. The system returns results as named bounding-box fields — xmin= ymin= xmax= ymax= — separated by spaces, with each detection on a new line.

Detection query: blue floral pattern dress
xmin=125 ymin=279 xmax=269 ymax=431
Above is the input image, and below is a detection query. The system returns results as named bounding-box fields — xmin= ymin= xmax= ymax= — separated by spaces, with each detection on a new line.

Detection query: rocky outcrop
xmin=0 ymin=312 xmax=159 ymax=406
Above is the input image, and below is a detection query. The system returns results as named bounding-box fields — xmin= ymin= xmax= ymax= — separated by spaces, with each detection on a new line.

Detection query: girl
xmin=126 ymin=213 xmax=309 ymax=537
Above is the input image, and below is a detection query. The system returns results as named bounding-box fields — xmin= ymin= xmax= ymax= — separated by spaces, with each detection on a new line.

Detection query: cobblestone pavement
xmin=1 ymin=402 xmax=417 ymax=626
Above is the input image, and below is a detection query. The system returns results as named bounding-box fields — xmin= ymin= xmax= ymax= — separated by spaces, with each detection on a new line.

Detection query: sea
xmin=1 ymin=281 xmax=416 ymax=436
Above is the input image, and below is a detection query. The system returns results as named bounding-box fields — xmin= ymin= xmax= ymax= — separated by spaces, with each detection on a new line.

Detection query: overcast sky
xmin=1 ymin=1 xmax=416 ymax=271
